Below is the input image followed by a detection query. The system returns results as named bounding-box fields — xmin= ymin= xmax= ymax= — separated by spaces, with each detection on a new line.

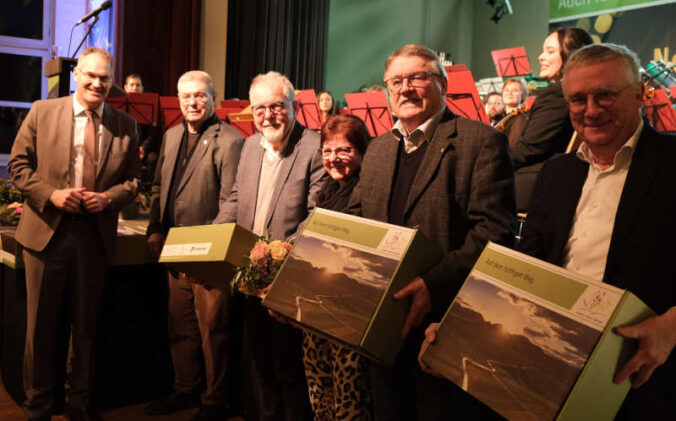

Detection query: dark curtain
xmin=167 ymin=0 xmax=201 ymax=95
xmin=120 ymin=0 xmax=200 ymax=96
xmin=225 ymin=0 xmax=329 ymax=99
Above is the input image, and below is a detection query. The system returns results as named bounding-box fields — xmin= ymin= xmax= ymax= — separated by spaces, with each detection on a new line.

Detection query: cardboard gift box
xmin=113 ymin=219 xmax=153 ymax=266
xmin=159 ymin=223 xmax=258 ymax=289
xmin=262 ymin=208 xmax=441 ymax=366
xmin=420 ymin=242 xmax=655 ymax=421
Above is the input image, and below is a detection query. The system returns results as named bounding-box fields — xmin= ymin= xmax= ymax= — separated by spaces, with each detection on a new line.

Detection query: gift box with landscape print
xmin=159 ymin=223 xmax=258 ymax=289
xmin=262 ymin=208 xmax=441 ymax=366
xmin=420 ymin=242 xmax=655 ymax=421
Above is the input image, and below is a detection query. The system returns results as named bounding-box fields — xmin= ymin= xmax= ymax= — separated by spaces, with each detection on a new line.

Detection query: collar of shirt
xmin=259 ymin=122 xmax=294 ymax=161
xmin=182 ymin=111 xmax=218 ymax=134
xmin=72 ymin=94 xmax=104 ymax=119
xmin=392 ymin=106 xmax=445 ymax=154
xmin=576 ymin=119 xmax=643 ymax=172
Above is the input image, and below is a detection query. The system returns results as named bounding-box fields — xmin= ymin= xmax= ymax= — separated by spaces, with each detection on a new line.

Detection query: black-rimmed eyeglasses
xmin=319 ymin=146 xmax=353 ymax=159
xmin=384 ymin=71 xmax=441 ymax=93
xmin=565 ymin=84 xmax=636 ymax=113
xmin=251 ymin=101 xmax=290 ymax=117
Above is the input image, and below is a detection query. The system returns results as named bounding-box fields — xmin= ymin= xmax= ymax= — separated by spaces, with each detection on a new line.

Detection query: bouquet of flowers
xmin=0 ymin=202 xmax=22 ymax=225
xmin=0 ymin=179 xmax=23 ymax=226
xmin=232 ymin=238 xmax=293 ymax=297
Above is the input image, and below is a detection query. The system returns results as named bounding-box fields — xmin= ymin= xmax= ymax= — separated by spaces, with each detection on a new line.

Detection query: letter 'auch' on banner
xmin=159 ymin=223 xmax=258 ymax=290
xmin=421 ymin=242 xmax=655 ymax=421
xmin=262 ymin=208 xmax=442 ymax=366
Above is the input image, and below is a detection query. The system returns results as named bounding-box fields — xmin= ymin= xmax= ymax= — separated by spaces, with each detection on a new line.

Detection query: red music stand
xmin=220 ymin=107 xmax=245 ymax=116
xmin=106 ymin=92 xmax=159 ymax=126
xmin=220 ymin=99 xmax=250 ymax=109
xmin=525 ymin=95 xmax=537 ymax=110
xmin=447 ymin=64 xmax=468 ymax=72
xmin=295 ymin=89 xmax=322 ymax=130
xmin=344 ymin=92 xmax=394 ymax=137
xmin=491 ymin=47 xmax=531 ymax=77
xmin=214 ymin=108 xmax=229 ymax=121
xmin=643 ymin=89 xmax=676 ymax=132
xmin=228 ymin=109 xmax=257 ymax=138
xmin=160 ymin=96 xmax=183 ymax=130
xmin=444 ymin=66 xmax=489 ymax=123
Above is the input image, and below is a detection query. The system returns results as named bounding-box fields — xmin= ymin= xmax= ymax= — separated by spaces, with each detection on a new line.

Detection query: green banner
xmin=474 ymin=246 xmax=588 ymax=310
xmin=549 ymin=1 xmax=676 ymax=76
xmin=306 ymin=212 xmax=389 ymax=249
xmin=549 ymin=0 xmax=674 ymax=22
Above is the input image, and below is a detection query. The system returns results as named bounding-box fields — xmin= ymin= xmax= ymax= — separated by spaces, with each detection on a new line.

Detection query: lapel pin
xmin=440 ymin=147 xmax=445 ymax=154
xmin=203 ymin=139 xmax=208 ymax=145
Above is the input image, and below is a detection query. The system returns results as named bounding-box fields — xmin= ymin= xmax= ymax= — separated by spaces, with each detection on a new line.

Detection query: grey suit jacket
xmin=147 ymin=117 xmax=244 ymax=235
xmin=214 ymin=122 xmax=327 ymax=241
xmin=8 ymin=95 xmax=141 ymax=258
xmin=347 ymin=108 xmax=516 ymax=315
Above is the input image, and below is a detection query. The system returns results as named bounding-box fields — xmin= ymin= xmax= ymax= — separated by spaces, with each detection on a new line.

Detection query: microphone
xmin=76 ymin=1 xmax=112 ymax=25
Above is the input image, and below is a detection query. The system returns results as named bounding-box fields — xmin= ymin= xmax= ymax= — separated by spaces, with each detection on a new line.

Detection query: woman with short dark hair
xmin=303 ymin=114 xmax=372 ymax=420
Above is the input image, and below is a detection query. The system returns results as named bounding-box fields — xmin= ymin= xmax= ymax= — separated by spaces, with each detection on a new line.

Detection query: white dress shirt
xmin=391 ymin=106 xmax=445 ymax=153
xmin=252 ymin=130 xmax=292 ymax=236
xmin=563 ymin=120 xmax=643 ymax=281
xmin=71 ymin=95 xmax=104 ymax=188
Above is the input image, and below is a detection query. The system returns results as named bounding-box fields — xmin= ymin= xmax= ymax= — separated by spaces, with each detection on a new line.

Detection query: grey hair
xmin=249 ymin=71 xmax=295 ymax=102
xmin=385 ymin=44 xmax=447 ymax=80
xmin=78 ymin=47 xmax=114 ymax=71
xmin=177 ymin=70 xmax=215 ymax=96
xmin=563 ymin=43 xmax=641 ymax=84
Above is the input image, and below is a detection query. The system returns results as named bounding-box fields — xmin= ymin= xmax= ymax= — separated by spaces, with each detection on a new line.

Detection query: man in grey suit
xmin=145 ymin=71 xmax=244 ymax=421
xmin=214 ymin=71 xmax=325 ymax=421
xmin=347 ymin=44 xmax=515 ymax=420
xmin=9 ymin=47 xmax=140 ymax=421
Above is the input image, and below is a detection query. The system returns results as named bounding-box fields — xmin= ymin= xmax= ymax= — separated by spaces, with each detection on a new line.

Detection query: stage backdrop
xmin=549 ymin=0 xmax=676 ymax=68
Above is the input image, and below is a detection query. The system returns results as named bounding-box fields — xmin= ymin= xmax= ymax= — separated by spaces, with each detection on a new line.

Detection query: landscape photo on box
xmin=263 ymin=232 xmax=399 ymax=345
xmin=432 ymin=273 xmax=602 ymax=421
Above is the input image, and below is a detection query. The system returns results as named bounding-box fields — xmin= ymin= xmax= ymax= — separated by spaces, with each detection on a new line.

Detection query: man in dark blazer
xmin=347 ymin=44 xmax=515 ymax=420
xmin=214 ymin=71 xmax=325 ymax=421
xmin=519 ymin=43 xmax=675 ymax=420
xmin=145 ymin=71 xmax=244 ymax=421
xmin=8 ymin=47 xmax=140 ymax=421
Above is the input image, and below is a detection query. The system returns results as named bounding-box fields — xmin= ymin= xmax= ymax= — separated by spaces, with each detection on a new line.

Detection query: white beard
xmin=261 ymin=124 xmax=289 ymax=145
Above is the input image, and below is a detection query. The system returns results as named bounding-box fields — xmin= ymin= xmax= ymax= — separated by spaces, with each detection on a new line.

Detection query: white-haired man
xmin=145 ymin=70 xmax=244 ymax=421
xmin=214 ymin=71 xmax=325 ymax=420
xmin=518 ymin=43 xmax=675 ymax=419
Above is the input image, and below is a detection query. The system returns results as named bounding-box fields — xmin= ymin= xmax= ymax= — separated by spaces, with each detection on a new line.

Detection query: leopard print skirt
xmin=302 ymin=331 xmax=372 ymax=420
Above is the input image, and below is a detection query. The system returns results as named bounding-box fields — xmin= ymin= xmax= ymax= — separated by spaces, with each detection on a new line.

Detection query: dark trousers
xmin=22 ymin=217 xmax=108 ymax=419
xmin=370 ymin=327 xmax=502 ymax=421
xmin=167 ymin=271 xmax=230 ymax=405
xmin=244 ymin=297 xmax=312 ymax=421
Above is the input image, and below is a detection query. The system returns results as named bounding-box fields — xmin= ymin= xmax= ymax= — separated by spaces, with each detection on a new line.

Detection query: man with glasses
xmin=347 ymin=44 xmax=515 ymax=419
xmin=214 ymin=71 xmax=325 ymax=420
xmin=9 ymin=47 xmax=140 ymax=421
xmin=145 ymin=70 xmax=244 ymax=420
xmin=519 ymin=43 xmax=676 ymax=419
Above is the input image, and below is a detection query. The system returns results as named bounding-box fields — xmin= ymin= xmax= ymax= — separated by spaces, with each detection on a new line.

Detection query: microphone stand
xmin=71 ymin=15 xmax=100 ymax=59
